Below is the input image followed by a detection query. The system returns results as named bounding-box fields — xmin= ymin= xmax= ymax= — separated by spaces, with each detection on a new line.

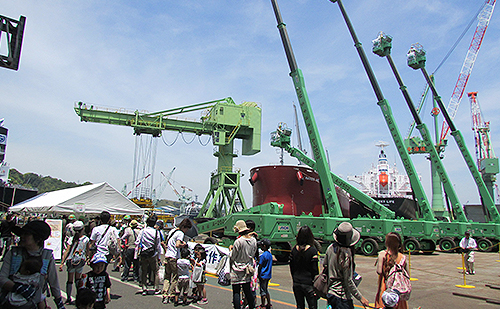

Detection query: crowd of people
xmin=0 ymin=211 xmax=479 ymax=309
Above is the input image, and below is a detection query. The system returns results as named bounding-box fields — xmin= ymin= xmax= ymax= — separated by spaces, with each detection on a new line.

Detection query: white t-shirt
xmin=90 ymin=224 xmax=118 ymax=256
xmin=165 ymin=229 xmax=185 ymax=259
xmin=460 ymin=237 xmax=477 ymax=250
xmin=177 ymin=258 xmax=191 ymax=279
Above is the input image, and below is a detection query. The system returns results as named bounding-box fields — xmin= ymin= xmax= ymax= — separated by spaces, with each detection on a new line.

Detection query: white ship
xmin=347 ymin=142 xmax=417 ymax=219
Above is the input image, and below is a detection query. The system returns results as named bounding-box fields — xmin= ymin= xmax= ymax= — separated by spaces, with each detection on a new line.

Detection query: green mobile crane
xmin=75 ymin=97 xmax=261 ymax=219
xmin=372 ymin=33 xmax=472 ymax=251
xmin=328 ymin=0 xmax=443 ymax=253
xmin=408 ymin=44 xmax=500 ymax=250
xmin=197 ymin=0 xmax=447 ymax=257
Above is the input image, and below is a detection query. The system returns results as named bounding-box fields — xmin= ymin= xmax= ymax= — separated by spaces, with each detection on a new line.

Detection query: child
xmin=175 ymin=247 xmax=191 ymax=305
xmin=193 ymin=245 xmax=208 ymax=305
xmin=258 ymin=238 xmax=272 ymax=309
xmin=76 ymin=288 xmax=96 ymax=309
xmin=5 ymin=256 xmax=44 ymax=308
xmin=79 ymin=252 xmax=111 ymax=309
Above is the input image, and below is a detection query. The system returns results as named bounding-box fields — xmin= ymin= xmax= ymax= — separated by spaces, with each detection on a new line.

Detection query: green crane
xmin=372 ymin=33 xmax=465 ymax=222
xmin=74 ymin=97 xmax=261 ymax=218
xmin=407 ymin=44 xmax=500 ymax=224
xmin=270 ymin=0 xmax=342 ymax=217
xmin=329 ymin=0 xmax=435 ymax=223
xmin=0 ymin=14 xmax=25 ymax=71
xmin=271 ymin=124 xmax=395 ymax=219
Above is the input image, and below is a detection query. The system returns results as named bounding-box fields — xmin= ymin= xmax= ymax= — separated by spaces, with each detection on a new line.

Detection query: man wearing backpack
xmin=87 ymin=211 xmax=119 ymax=268
xmin=135 ymin=215 xmax=162 ymax=296
xmin=120 ymin=219 xmax=140 ymax=282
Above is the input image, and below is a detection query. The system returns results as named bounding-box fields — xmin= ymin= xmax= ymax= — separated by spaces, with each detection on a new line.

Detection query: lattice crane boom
xmin=468 ymin=91 xmax=498 ymax=200
xmin=440 ymin=0 xmax=496 ymax=144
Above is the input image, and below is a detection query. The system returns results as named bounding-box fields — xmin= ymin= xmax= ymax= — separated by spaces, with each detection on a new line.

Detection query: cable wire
xmin=432 ymin=2 xmax=486 ymax=74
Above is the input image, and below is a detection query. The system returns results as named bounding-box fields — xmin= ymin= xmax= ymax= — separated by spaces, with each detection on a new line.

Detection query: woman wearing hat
xmin=323 ymin=222 xmax=369 ymax=309
xmin=230 ymin=220 xmax=257 ymax=309
xmin=0 ymin=220 xmax=66 ymax=309
xmin=59 ymin=221 xmax=89 ymax=305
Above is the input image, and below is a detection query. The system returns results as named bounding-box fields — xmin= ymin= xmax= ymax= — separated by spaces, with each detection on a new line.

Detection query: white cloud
xmin=2 ymin=0 xmax=499 ymax=211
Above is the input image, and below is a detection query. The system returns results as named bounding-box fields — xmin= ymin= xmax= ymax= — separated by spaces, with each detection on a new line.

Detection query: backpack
xmin=385 ymin=254 xmax=411 ymax=301
xmin=99 ymin=225 xmax=119 ymax=256
xmin=70 ymin=235 xmax=89 ymax=266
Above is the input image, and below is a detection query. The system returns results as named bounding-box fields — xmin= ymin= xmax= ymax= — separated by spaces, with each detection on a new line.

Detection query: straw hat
xmin=333 ymin=222 xmax=360 ymax=247
xmin=233 ymin=220 xmax=250 ymax=233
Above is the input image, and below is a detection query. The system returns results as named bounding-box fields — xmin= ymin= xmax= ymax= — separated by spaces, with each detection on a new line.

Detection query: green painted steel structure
xmin=75 ymin=97 xmax=262 ymax=218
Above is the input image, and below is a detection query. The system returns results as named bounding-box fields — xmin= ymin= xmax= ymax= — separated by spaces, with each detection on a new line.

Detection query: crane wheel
xmin=419 ymin=239 xmax=436 ymax=255
xmin=439 ymin=237 xmax=456 ymax=253
xmin=403 ymin=237 xmax=420 ymax=253
xmin=477 ymin=238 xmax=493 ymax=252
xmin=360 ymin=238 xmax=379 ymax=256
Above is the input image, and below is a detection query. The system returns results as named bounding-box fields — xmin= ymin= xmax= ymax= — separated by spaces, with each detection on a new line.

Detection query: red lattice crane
xmin=468 ymin=91 xmax=498 ymax=199
xmin=439 ymin=0 xmax=496 ymax=144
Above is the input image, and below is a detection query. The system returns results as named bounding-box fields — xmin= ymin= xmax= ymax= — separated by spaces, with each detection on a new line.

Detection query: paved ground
xmin=38 ymin=251 xmax=500 ymax=308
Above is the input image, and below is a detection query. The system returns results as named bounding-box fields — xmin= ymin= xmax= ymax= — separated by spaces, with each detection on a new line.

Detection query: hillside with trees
xmin=7 ymin=168 xmax=92 ymax=194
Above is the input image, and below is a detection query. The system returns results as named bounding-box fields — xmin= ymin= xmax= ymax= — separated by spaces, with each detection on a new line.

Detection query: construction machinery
xmin=405 ymin=0 xmax=496 ymax=219
xmin=469 ymin=91 xmax=499 ymax=200
xmin=197 ymin=0 xmax=444 ymax=257
xmin=152 ymin=167 xmax=176 ymax=207
xmin=372 ymin=33 xmax=474 ymax=251
xmin=408 ymin=44 xmax=500 ymax=251
xmin=75 ymin=97 xmax=261 ymax=218
xmin=0 ymin=14 xmax=25 ymax=71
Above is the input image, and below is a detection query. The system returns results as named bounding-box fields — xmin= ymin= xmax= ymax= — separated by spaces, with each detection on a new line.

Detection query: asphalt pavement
xmin=35 ymin=251 xmax=500 ymax=308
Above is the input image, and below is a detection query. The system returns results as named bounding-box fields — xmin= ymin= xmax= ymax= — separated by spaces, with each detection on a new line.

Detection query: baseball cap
xmin=68 ymin=214 xmax=76 ymax=220
xmin=13 ymin=220 xmax=51 ymax=241
xmin=91 ymin=252 xmax=108 ymax=264
xmin=73 ymin=221 xmax=84 ymax=231
xmin=258 ymin=238 xmax=271 ymax=248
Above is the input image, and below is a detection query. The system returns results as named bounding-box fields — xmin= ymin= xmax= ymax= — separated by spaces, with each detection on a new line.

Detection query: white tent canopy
xmin=10 ymin=182 xmax=144 ymax=215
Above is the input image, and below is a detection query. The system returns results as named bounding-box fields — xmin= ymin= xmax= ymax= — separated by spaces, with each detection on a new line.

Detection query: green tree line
xmin=8 ymin=168 xmax=92 ymax=194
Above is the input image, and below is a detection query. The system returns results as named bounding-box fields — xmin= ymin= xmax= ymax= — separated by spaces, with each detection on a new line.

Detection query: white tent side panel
xmin=9 ymin=182 xmax=144 ymax=215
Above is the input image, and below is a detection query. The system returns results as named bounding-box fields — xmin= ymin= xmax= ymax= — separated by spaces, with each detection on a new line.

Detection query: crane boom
xmin=408 ymin=44 xmax=500 ymax=224
xmin=331 ymin=0 xmax=435 ymax=222
xmin=270 ymin=0 xmax=342 ymax=217
xmin=440 ymin=0 xmax=496 ymax=143
xmin=373 ymin=32 xmax=466 ymax=222
xmin=75 ymin=97 xmax=262 ymax=218
xmin=469 ymin=92 xmax=499 ymax=200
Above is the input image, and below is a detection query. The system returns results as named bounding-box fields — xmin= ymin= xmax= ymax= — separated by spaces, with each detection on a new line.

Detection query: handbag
xmin=313 ymin=267 xmax=328 ymax=299
xmin=216 ymin=255 xmax=231 ymax=286
xmin=139 ymin=230 xmax=158 ymax=258
xmin=192 ymin=265 xmax=204 ymax=283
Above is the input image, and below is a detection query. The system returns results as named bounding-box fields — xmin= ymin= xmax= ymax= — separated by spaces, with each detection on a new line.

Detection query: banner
xmin=45 ymin=219 xmax=63 ymax=260
xmin=188 ymin=242 xmax=230 ymax=274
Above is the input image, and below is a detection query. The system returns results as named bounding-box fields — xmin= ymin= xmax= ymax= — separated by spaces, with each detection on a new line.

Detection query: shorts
xmin=259 ymin=278 xmax=270 ymax=296
xmin=176 ymin=278 xmax=189 ymax=295
xmin=66 ymin=260 xmax=85 ymax=274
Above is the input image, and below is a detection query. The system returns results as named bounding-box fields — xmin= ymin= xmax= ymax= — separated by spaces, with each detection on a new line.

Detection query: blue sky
xmin=2 ymin=1 xmax=500 ymax=208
